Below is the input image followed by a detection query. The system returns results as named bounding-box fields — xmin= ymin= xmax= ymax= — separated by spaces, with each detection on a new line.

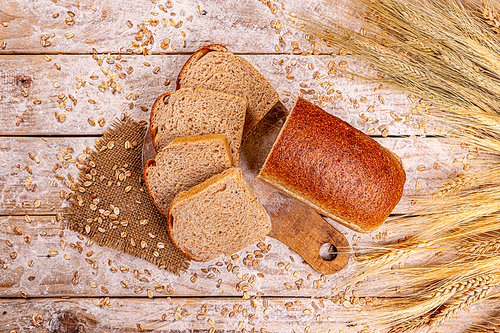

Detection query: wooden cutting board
xmin=143 ymin=101 xmax=350 ymax=275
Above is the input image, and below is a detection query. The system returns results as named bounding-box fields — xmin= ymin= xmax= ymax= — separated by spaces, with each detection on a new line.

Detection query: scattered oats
xmin=342 ymin=300 xmax=352 ymax=308
xmin=25 ymin=215 xmax=32 ymax=223
xmin=49 ymin=249 xmax=58 ymax=255
xmin=89 ymin=282 xmax=97 ymax=288
xmin=45 ymin=55 xmax=52 ymax=61
xmin=91 ymin=5 xmax=97 ymax=11
xmin=64 ymin=254 xmax=70 ymax=260
xmin=417 ymin=165 xmax=425 ymax=171
xmin=416 ymin=181 xmax=422 ymax=190
xmin=98 ymin=118 xmax=105 ymax=127
xmin=147 ymin=289 xmax=153 ymax=298
xmin=121 ymin=280 xmax=129 ymax=288
xmin=88 ymin=117 xmax=96 ymax=126
xmin=34 ymin=200 xmax=41 ymax=208
xmin=65 ymin=33 xmax=75 ymax=39
xmin=53 ymin=82 xmax=60 ymax=88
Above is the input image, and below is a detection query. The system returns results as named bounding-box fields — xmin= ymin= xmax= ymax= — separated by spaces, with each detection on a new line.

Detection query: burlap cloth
xmin=67 ymin=117 xmax=189 ymax=274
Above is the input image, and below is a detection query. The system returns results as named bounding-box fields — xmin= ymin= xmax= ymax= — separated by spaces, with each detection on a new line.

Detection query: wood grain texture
xmin=0 ymin=297 xmax=494 ymax=333
xmin=0 ymin=212 xmax=394 ymax=298
xmin=0 ymin=0 xmax=287 ymax=54
xmin=0 ymin=136 xmax=487 ymax=216
xmin=0 ymin=54 xmax=439 ymax=136
xmin=1 ymin=0 xmax=496 ymax=330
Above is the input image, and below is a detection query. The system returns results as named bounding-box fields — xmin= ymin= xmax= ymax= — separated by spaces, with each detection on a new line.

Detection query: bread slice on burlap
xmin=150 ymin=87 xmax=246 ymax=166
xmin=177 ymin=44 xmax=279 ymax=138
xmin=144 ymin=134 xmax=233 ymax=216
xmin=167 ymin=167 xmax=271 ymax=262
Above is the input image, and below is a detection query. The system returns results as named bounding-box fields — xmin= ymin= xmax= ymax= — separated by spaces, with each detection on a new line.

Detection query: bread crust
xmin=149 ymin=91 xmax=172 ymax=153
xmin=167 ymin=168 xmax=271 ymax=262
xmin=176 ymin=44 xmax=228 ymax=89
xmin=144 ymin=134 xmax=234 ymax=227
xmin=257 ymin=98 xmax=406 ymax=233
xmin=175 ymin=44 xmax=279 ymax=138
xmin=143 ymin=158 xmax=170 ymax=218
xmin=149 ymin=87 xmax=247 ymax=163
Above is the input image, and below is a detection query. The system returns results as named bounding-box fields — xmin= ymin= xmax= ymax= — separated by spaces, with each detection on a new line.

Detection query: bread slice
xmin=150 ymin=87 xmax=246 ymax=166
xmin=257 ymin=98 xmax=406 ymax=233
xmin=144 ymin=134 xmax=233 ymax=216
xmin=177 ymin=44 xmax=280 ymax=138
xmin=167 ymin=167 xmax=271 ymax=262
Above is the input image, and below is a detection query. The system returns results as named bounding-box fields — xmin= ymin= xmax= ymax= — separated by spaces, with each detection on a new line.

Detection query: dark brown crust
xmin=143 ymin=158 xmax=170 ymax=218
xmin=166 ymin=212 xmax=197 ymax=261
xmin=145 ymin=158 xmax=197 ymax=261
xmin=176 ymin=44 xmax=228 ymax=90
xmin=149 ymin=91 xmax=175 ymax=153
xmin=257 ymin=98 xmax=406 ymax=233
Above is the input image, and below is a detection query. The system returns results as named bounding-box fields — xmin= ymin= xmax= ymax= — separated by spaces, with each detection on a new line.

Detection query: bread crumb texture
xmin=178 ymin=47 xmax=279 ymax=137
xmin=151 ymin=87 xmax=246 ymax=165
xmin=169 ymin=168 xmax=271 ymax=262
xmin=145 ymin=134 xmax=233 ymax=216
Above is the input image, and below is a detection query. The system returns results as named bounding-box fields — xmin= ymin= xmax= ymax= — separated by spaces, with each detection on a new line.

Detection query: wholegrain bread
xmin=177 ymin=44 xmax=279 ymax=138
xmin=144 ymin=134 xmax=233 ymax=216
xmin=150 ymin=87 xmax=246 ymax=166
xmin=167 ymin=167 xmax=272 ymax=262
xmin=257 ymin=98 xmax=406 ymax=233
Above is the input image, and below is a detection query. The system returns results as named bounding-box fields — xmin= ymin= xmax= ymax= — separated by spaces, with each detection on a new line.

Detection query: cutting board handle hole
xmin=319 ymin=243 xmax=338 ymax=261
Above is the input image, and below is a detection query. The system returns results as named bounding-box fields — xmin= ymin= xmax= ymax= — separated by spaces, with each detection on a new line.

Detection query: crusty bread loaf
xmin=144 ymin=134 xmax=233 ymax=216
xmin=167 ymin=167 xmax=272 ymax=262
xmin=257 ymin=98 xmax=406 ymax=233
xmin=177 ymin=44 xmax=279 ymax=138
xmin=150 ymin=87 xmax=246 ymax=166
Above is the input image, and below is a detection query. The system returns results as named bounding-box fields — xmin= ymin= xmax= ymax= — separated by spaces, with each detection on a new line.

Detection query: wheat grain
xmin=429 ymin=273 xmax=500 ymax=327
xmin=291 ymin=0 xmax=500 ymax=330
xmin=478 ymin=0 xmax=500 ymax=35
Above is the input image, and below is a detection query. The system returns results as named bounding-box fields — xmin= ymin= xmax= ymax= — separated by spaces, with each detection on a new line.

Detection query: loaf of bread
xmin=167 ymin=167 xmax=272 ymax=262
xmin=177 ymin=44 xmax=279 ymax=138
xmin=257 ymin=98 xmax=406 ymax=233
xmin=150 ymin=87 xmax=246 ymax=166
xmin=144 ymin=134 xmax=233 ymax=216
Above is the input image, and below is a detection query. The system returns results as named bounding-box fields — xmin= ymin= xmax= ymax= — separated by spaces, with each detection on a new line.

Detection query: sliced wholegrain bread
xmin=177 ymin=44 xmax=279 ymax=138
xmin=144 ymin=134 xmax=233 ymax=216
xmin=150 ymin=87 xmax=246 ymax=166
xmin=167 ymin=167 xmax=271 ymax=262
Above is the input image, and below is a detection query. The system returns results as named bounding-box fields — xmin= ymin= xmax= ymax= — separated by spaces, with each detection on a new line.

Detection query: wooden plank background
xmin=0 ymin=0 xmax=496 ymax=332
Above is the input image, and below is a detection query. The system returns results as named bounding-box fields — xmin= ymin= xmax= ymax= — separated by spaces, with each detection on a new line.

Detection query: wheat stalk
xmin=458 ymin=231 xmax=500 ymax=255
xmin=429 ymin=273 xmax=500 ymax=328
xmin=290 ymin=0 xmax=500 ymax=330
xmin=478 ymin=0 xmax=500 ymax=35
